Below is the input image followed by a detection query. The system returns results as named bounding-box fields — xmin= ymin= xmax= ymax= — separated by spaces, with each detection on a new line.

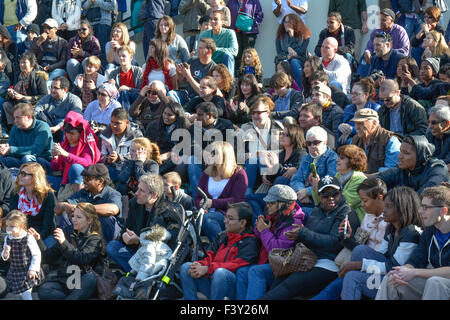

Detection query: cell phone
xmin=182 ymin=62 xmax=190 ymax=69
xmin=310 ymin=163 xmax=318 ymax=178
xmin=401 ymin=64 xmax=407 ymax=73
xmin=343 ymin=214 xmax=349 ymax=236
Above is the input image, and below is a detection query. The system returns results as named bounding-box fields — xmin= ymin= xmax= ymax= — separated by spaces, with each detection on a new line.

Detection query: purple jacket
xmin=364 ymin=24 xmax=410 ymax=56
xmin=227 ymin=0 xmax=264 ymax=34
xmin=254 ymin=202 xmax=305 ymax=264
xmin=195 ymin=167 xmax=248 ymax=214
xmin=67 ymin=34 xmax=101 ymax=62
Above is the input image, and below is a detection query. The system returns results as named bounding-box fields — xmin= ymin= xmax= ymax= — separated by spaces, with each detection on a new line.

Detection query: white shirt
xmin=145 ymin=63 xmax=176 ymax=86
xmin=272 ymin=0 xmax=308 ymax=24
xmin=208 ymin=176 xmax=230 ymax=199
xmin=321 ymin=53 xmax=352 ymax=94
xmin=2 ymin=231 xmax=41 ymax=272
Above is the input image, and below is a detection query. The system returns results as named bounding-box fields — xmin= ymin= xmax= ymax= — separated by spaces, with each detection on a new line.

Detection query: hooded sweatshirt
xmin=50 ymin=111 xmax=101 ymax=184
xmin=377 ymin=135 xmax=450 ymax=194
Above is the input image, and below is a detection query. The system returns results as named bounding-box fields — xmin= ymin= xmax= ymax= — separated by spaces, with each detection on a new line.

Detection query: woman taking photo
xmin=226 ymin=74 xmax=261 ymax=126
xmin=154 ymin=15 xmax=190 ymax=65
xmin=396 ymin=56 xmax=420 ymax=95
xmin=31 ymin=202 xmax=105 ymax=300
xmin=10 ymin=162 xmax=56 ymax=247
xmin=195 ymin=141 xmax=248 ymax=242
xmin=66 ymin=20 xmax=101 ymax=83
xmin=140 ymin=39 xmax=177 ymax=92
xmin=105 ymin=22 xmax=137 ymax=74
xmin=275 ymin=13 xmax=311 ymax=90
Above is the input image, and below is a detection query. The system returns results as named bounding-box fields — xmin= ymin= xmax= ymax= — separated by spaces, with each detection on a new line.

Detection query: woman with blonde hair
xmin=10 ymin=163 xmax=56 ymax=247
xmin=32 ymin=202 xmax=105 ymax=300
xmin=105 ymin=22 xmax=137 ymax=74
xmin=155 ymin=15 xmax=190 ymax=64
xmin=422 ymin=30 xmax=450 ymax=65
xmin=195 ymin=141 xmax=248 ymax=241
xmin=116 ymin=137 xmax=161 ymax=197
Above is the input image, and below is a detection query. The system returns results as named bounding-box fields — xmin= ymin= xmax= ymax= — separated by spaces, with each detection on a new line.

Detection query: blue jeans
xmin=167 ymin=89 xmax=190 ymax=106
xmin=396 ymin=14 xmax=422 ymax=40
xmin=93 ymin=24 xmax=111 ymax=67
xmin=43 ymin=235 xmax=58 ymax=248
xmin=411 ymin=46 xmax=424 ymax=66
xmin=46 ymin=163 xmax=85 ymax=191
xmin=341 ymin=245 xmax=387 ymax=300
xmin=0 ymin=155 xmax=51 ymax=172
xmin=187 ymin=155 xmax=203 ymax=198
xmin=244 ymin=156 xmax=266 ymax=195
xmin=106 ymin=240 xmax=137 ymax=272
xmin=180 ymin=262 xmax=237 ymax=300
xmin=201 ymin=210 xmax=225 ymax=242
xmin=356 ymin=56 xmax=370 ymax=78
xmin=221 ymin=52 xmax=236 ymax=78
xmin=66 ymin=58 xmax=86 ymax=83
xmin=143 ymin=19 xmax=158 ymax=59
xmin=289 ymin=58 xmax=303 ymax=91
xmin=47 ymin=68 xmax=67 ymax=91
xmin=236 ymin=264 xmax=274 ymax=300
xmin=7 ymin=25 xmax=26 ymax=45
xmin=118 ymin=90 xmax=140 ymax=112
xmin=310 ymin=277 xmax=344 ymax=300
xmin=245 ymin=193 xmax=267 ymax=224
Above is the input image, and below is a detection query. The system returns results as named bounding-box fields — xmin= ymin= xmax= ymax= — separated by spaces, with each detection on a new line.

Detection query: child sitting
xmin=163 ymin=171 xmax=194 ymax=212
xmin=1 ymin=210 xmax=43 ymax=300
xmin=73 ymin=56 xmax=107 ymax=110
xmin=236 ymin=48 xmax=263 ymax=85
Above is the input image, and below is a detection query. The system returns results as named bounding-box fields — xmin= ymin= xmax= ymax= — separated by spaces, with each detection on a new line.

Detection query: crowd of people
xmin=0 ymin=0 xmax=449 ymax=301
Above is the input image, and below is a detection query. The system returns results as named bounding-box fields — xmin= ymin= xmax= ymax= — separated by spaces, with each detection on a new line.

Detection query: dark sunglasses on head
xmin=320 ymin=190 xmax=340 ymax=198
xmin=306 ymin=140 xmax=322 ymax=147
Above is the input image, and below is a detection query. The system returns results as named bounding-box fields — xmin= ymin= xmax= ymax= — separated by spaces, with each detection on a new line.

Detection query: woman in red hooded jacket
xmin=47 ymin=111 xmax=101 ymax=194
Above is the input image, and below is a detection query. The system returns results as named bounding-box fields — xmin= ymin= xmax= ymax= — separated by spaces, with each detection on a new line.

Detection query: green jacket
xmin=312 ymin=171 xmax=367 ymax=222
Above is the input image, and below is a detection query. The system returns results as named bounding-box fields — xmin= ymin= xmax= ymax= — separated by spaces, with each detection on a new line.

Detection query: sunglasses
xmin=78 ymin=27 xmax=89 ymax=32
xmin=306 ymin=140 xmax=322 ymax=147
xmin=147 ymin=91 xmax=158 ymax=95
xmin=319 ymin=190 xmax=340 ymax=198
xmin=97 ymin=91 xmax=109 ymax=97
xmin=18 ymin=171 xmax=33 ymax=177
xmin=280 ymin=132 xmax=290 ymax=137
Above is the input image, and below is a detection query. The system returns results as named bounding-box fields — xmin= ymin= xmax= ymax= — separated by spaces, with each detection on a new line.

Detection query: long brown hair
xmin=148 ymin=39 xmax=170 ymax=67
xmin=75 ymin=202 xmax=105 ymax=254
xmin=155 ymin=15 xmax=176 ymax=44
xmin=277 ymin=14 xmax=311 ymax=41
xmin=209 ymin=64 xmax=234 ymax=93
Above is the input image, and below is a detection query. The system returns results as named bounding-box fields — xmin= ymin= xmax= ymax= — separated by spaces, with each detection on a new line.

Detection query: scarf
xmin=18 ymin=187 xmax=42 ymax=217
xmin=81 ymin=72 xmax=98 ymax=108
xmin=15 ymin=72 xmax=32 ymax=95
xmin=140 ymin=57 xmax=173 ymax=91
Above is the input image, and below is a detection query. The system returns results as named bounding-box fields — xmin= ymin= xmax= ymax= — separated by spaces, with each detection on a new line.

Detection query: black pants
xmin=38 ymin=272 xmax=97 ymax=300
xmin=235 ymin=32 xmax=257 ymax=72
xmin=261 ymin=267 xmax=337 ymax=300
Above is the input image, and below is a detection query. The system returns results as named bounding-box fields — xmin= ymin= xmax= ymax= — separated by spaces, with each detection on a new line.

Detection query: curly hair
xmin=209 ymin=64 xmax=234 ymax=93
xmin=239 ymin=48 xmax=262 ymax=78
xmin=337 ymin=145 xmax=368 ymax=172
xmin=277 ymin=13 xmax=311 ymax=41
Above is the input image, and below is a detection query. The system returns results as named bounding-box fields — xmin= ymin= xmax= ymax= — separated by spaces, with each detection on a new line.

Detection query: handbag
xmin=235 ymin=0 xmax=254 ymax=32
xmin=86 ymin=260 xmax=119 ymax=300
xmin=334 ymin=227 xmax=371 ymax=267
xmin=269 ymin=242 xmax=317 ymax=278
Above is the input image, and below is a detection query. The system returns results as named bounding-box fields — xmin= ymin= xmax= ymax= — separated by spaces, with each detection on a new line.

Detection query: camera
xmin=368 ymin=69 xmax=385 ymax=82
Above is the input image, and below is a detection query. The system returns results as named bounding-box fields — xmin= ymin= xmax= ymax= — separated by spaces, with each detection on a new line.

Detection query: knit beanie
xmin=423 ymin=57 xmax=440 ymax=76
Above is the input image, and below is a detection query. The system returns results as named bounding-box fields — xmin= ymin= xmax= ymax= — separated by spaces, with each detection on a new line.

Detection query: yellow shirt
xmin=4 ymin=0 xmax=19 ymax=27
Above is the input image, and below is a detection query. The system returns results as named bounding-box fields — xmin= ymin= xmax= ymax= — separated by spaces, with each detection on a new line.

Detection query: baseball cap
xmin=318 ymin=175 xmax=341 ymax=193
xmin=312 ymin=83 xmax=332 ymax=97
xmin=43 ymin=18 xmax=59 ymax=29
xmin=380 ymin=8 xmax=395 ymax=20
xmin=26 ymin=24 xmax=40 ymax=35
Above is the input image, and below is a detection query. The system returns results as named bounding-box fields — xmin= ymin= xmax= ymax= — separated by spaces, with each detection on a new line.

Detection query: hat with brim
xmin=81 ymin=164 xmax=109 ymax=178
xmin=318 ymin=175 xmax=341 ymax=193
xmin=351 ymin=108 xmax=379 ymax=122
xmin=263 ymin=185 xmax=298 ymax=203
xmin=312 ymin=83 xmax=332 ymax=97
xmin=380 ymin=8 xmax=395 ymax=20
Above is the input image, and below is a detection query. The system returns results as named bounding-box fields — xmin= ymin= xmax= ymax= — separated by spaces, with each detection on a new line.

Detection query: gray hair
xmin=429 ymin=105 xmax=450 ymax=122
xmin=306 ymin=126 xmax=328 ymax=141
xmin=139 ymin=174 xmax=164 ymax=198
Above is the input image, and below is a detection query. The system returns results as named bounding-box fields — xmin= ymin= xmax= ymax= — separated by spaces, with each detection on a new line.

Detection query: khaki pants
xmin=354 ymin=29 xmax=362 ymax=61
xmin=376 ymin=275 xmax=450 ymax=300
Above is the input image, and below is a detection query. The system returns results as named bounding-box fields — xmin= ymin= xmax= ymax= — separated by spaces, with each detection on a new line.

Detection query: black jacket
xmin=315 ymin=25 xmax=356 ymax=57
xmin=426 ymin=129 xmax=450 ymax=165
xmin=0 ymin=163 xmax=14 ymax=215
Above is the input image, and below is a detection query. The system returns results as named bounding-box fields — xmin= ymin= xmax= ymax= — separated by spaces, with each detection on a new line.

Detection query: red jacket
xmin=198 ymin=231 xmax=260 ymax=275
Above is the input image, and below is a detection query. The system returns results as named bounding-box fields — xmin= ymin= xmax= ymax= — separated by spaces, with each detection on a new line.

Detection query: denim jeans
xmin=245 ymin=193 xmax=267 ymax=224
xmin=93 ymin=24 xmax=111 ymax=67
xmin=244 ymin=156 xmax=266 ymax=195
xmin=310 ymin=277 xmax=344 ymax=300
xmin=356 ymin=55 xmax=370 ymax=78
xmin=236 ymin=264 xmax=274 ymax=300
xmin=396 ymin=14 xmax=422 ymax=40
xmin=201 ymin=210 xmax=225 ymax=242
xmin=118 ymin=90 xmax=140 ymax=112
xmin=66 ymin=58 xmax=86 ymax=83
xmin=7 ymin=25 xmax=26 ymax=45
xmin=0 ymin=155 xmax=51 ymax=172
xmin=46 ymin=163 xmax=85 ymax=191
xmin=180 ymin=262 xmax=237 ymax=300
xmin=143 ymin=19 xmax=158 ymax=59
xmin=167 ymin=89 xmax=190 ymax=106
xmin=411 ymin=46 xmax=424 ymax=66
xmin=341 ymin=244 xmax=387 ymax=300
xmin=47 ymin=68 xmax=67 ymax=91
xmin=221 ymin=52 xmax=236 ymax=78
xmin=106 ymin=240 xmax=137 ymax=272
xmin=289 ymin=58 xmax=303 ymax=91
xmin=38 ymin=272 xmax=98 ymax=300
xmin=187 ymin=155 xmax=203 ymax=198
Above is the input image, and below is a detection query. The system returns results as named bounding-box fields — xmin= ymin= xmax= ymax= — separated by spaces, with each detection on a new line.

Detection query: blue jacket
xmin=368 ymin=49 xmax=406 ymax=79
xmin=426 ymin=130 xmax=450 ymax=165
xmin=290 ymin=146 xmax=338 ymax=195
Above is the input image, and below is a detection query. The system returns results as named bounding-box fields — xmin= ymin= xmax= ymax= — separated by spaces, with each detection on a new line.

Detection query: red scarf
xmin=140 ymin=58 xmax=173 ymax=91
xmin=18 ymin=187 xmax=41 ymax=216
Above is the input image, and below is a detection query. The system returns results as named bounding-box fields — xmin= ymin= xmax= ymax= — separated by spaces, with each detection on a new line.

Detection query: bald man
xmin=320 ymin=37 xmax=352 ymax=94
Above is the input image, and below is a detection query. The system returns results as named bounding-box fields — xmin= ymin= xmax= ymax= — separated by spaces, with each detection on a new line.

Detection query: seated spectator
xmin=99 ymin=108 xmax=143 ymax=180
xmin=269 ymin=72 xmax=302 ymax=120
xmin=1 ymin=52 xmax=48 ymax=133
xmin=17 ymin=23 xmax=39 ymax=57
xmin=340 ymin=186 xmax=422 ymax=300
xmin=29 ymin=18 xmax=68 ymax=90
xmin=311 ymin=177 xmax=389 ymax=300
xmin=198 ymin=10 xmax=238 ymax=76
xmin=368 ymin=31 xmax=406 ymax=80
xmin=106 ymin=174 xmax=181 ymax=272
xmin=311 ymin=83 xmax=344 ymax=137
xmin=339 ymin=78 xmax=380 ymax=145
xmin=396 ymin=56 xmax=420 ymax=95
xmin=54 ymin=164 xmax=121 ymax=243
xmin=311 ymin=144 xmax=367 ymax=222
xmin=140 ymin=39 xmax=177 ymax=91
xmin=66 ymin=20 xmax=101 ymax=83
xmin=421 ymin=30 xmax=450 ymax=66
xmin=208 ymin=0 xmax=231 ymax=28
xmin=297 ymin=103 xmax=337 ymax=150
xmin=240 ymin=96 xmax=283 ymax=195
xmin=320 ymin=37 xmax=352 ymax=94
xmin=33 ymin=202 xmax=104 ymax=300
xmin=237 ymin=185 xmax=305 ymax=300
xmin=315 ymin=12 xmax=356 ymax=66
xmin=145 ymin=101 xmax=191 ymax=175
xmin=376 ymin=185 xmax=450 ymax=300
xmin=0 ymin=51 xmax=10 ymax=137
xmin=170 ymin=37 xmax=217 ymax=105
xmin=290 ymin=126 xmax=338 ymax=211
xmin=236 ymin=48 xmax=264 ymax=85
xmin=130 ymin=80 xmax=170 ymax=132
xmin=226 ymin=74 xmax=261 ymax=126
xmin=34 ymin=77 xmax=83 ymax=140
xmin=377 ymin=135 xmax=450 ymax=194
xmin=0 ymin=162 xmax=14 ymax=217
xmin=73 ymin=56 xmax=107 ymax=110
xmin=0 ymin=103 xmax=53 ymax=172
xmin=0 ymin=25 xmax=18 ymax=84
xmin=52 ymin=0 xmax=82 ymax=41
xmin=105 ymin=22 xmax=137 ymax=75
xmin=274 ymin=13 xmax=310 ymax=89
xmin=10 ymin=163 xmax=56 ymax=247
xmin=106 ymin=45 xmax=143 ymax=112
xmin=195 ymin=141 xmax=248 ymax=242
xmin=116 ymin=137 xmax=161 ymax=197
xmin=155 ymin=15 xmax=190 ymax=65
xmin=262 ymin=175 xmax=359 ymax=300
xmin=83 ymin=83 xmax=121 ymax=130
xmin=180 ymin=202 xmax=260 ymax=300
xmin=184 ymin=76 xmax=226 ymax=118
xmin=185 ymin=16 xmax=212 ymax=56
xmin=272 ymin=0 xmax=308 ymax=24
xmin=426 ymin=105 xmax=450 ymax=170
xmin=378 ymin=79 xmax=428 ymax=136
xmin=301 ymin=56 xmax=324 ymax=101
xmin=309 ymin=70 xmax=350 ymax=110
xmin=48 ymin=111 xmax=101 ymax=194
xmin=351 ymin=108 xmax=401 ymax=175
xmin=209 ymin=63 xmax=236 ymax=102
xmin=275 ymin=59 xmax=302 ymax=94
xmin=163 ymin=171 xmax=194 ymax=212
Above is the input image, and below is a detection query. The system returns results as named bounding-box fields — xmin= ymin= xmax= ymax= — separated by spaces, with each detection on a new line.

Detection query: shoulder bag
xmin=235 ymin=0 xmax=254 ymax=32
xmin=269 ymin=242 xmax=317 ymax=278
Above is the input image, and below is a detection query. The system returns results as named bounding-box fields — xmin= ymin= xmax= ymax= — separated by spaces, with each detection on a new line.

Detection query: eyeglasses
xmin=423 ymin=15 xmax=434 ymax=20
xmin=381 ymin=95 xmax=395 ymax=103
xmin=147 ymin=91 xmax=158 ymax=95
xmin=78 ymin=27 xmax=89 ymax=32
xmin=280 ymin=132 xmax=290 ymax=137
xmin=97 ymin=91 xmax=109 ymax=97
xmin=306 ymin=140 xmax=322 ymax=147
xmin=351 ymin=92 xmax=364 ymax=96
xmin=43 ymin=25 xmax=53 ymax=30
xmin=320 ymin=190 xmax=340 ymax=198
xmin=18 ymin=171 xmax=33 ymax=177
xmin=420 ymin=204 xmax=443 ymax=210
xmin=429 ymin=119 xmax=444 ymax=126
xmin=224 ymin=215 xmax=240 ymax=221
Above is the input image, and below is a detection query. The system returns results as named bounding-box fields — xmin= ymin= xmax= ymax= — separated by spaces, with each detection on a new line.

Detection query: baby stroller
xmin=113 ymin=187 xmax=209 ymax=300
